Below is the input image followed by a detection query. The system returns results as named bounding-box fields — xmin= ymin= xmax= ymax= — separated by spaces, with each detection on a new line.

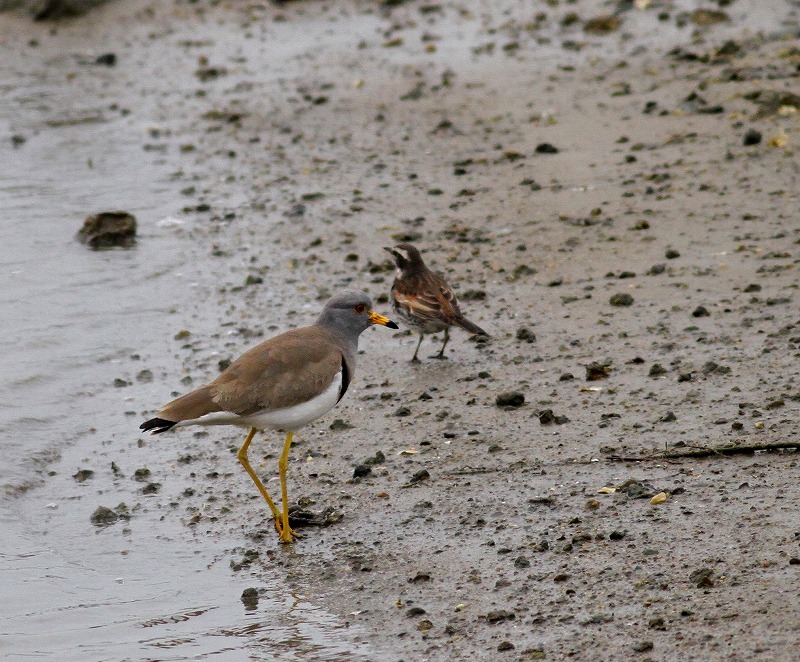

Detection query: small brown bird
xmin=140 ymin=290 xmax=397 ymax=543
xmin=385 ymin=243 xmax=488 ymax=362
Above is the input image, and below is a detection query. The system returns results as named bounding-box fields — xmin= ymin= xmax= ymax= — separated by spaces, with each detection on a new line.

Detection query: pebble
xmin=609 ymin=292 xmax=634 ymax=306
xmin=496 ymin=391 xmax=525 ymax=408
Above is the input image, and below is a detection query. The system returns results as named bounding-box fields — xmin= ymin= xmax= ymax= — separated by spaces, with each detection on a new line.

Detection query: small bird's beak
xmin=369 ymin=310 xmax=399 ymax=329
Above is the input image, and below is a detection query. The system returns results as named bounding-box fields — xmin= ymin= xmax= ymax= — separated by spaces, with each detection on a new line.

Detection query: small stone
xmin=76 ymin=211 xmax=136 ymax=249
xmin=648 ymin=263 xmax=666 ymax=275
xmin=352 ymin=464 xmax=372 ymax=479
xmin=73 ymin=469 xmax=94 ymax=482
xmin=90 ymin=506 xmax=118 ymax=527
xmin=486 ymin=609 xmax=515 ymax=624
xmin=241 ymin=587 xmax=259 ymax=609
xmin=609 ymin=292 xmax=634 ymax=306
xmin=406 ymin=469 xmax=430 ymax=485
xmin=632 ymin=640 xmax=654 ymax=653
xmin=692 ymin=305 xmax=710 ymax=317
xmin=649 ymin=363 xmax=667 ymax=377
xmin=743 ymin=129 xmax=762 ymax=146
xmin=516 ymin=327 xmax=536 ymax=343
xmin=497 ymin=641 xmax=515 ymax=652
xmin=514 ymin=555 xmax=531 ymax=568
xmin=329 ymin=418 xmax=354 ymax=431
xmin=586 ymin=361 xmax=612 ymax=380
xmin=559 ymin=372 xmax=575 ymax=381
xmin=406 ymin=606 xmax=427 ymax=617
xmin=496 ymin=391 xmax=525 ymax=408
xmin=665 ymin=249 xmax=680 ymax=259
xmin=394 ymin=406 xmax=412 ymax=417
xmin=689 ymin=567 xmax=714 ymax=588
xmin=660 ymin=411 xmax=677 ymax=422
xmin=535 ymin=142 xmax=559 ymax=154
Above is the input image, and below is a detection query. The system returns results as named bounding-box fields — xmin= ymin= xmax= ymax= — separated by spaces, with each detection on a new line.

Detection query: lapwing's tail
xmin=456 ymin=316 xmax=488 ymax=337
xmin=140 ymin=417 xmax=178 ymax=434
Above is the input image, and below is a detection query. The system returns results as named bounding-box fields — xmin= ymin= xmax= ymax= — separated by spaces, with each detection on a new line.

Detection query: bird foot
xmin=273 ymin=517 xmax=301 ymax=543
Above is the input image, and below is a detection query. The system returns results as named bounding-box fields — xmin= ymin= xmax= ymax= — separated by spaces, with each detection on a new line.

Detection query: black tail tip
xmin=140 ymin=417 xmax=177 ymax=434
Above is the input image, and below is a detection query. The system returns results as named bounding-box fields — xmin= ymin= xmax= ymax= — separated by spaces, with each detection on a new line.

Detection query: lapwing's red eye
xmin=355 ymin=304 xmax=366 ymax=314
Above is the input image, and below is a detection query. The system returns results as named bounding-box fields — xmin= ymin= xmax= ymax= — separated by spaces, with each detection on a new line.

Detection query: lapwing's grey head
xmin=384 ymin=243 xmax=425 ymax=273
xmin=317 ymin=289 xmax=398 ymax=335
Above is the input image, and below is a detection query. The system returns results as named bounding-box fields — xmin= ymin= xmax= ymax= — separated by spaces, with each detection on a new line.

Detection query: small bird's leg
xmin=410 ymin=333 xmax=424 ymax=363
xmin=237 ymin=427 xmax=284 ymax=534
xmin=431 ymin=327 xmax=450 ymax=360
xmin=277 ymin=431 xmax=300 ymax=543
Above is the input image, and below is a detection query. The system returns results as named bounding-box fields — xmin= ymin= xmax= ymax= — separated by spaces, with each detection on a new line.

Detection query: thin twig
xmin=606 ymin=441 xmax=800 ymax=462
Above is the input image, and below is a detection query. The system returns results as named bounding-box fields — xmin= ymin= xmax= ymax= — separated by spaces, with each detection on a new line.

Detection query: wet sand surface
xmin=2 ymin=0 xmax=800 ymax=659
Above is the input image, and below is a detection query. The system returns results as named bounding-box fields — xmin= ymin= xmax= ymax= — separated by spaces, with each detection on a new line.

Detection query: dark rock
xmin=73 ymin=468 xmax=94 ymax=482
xmin=609 ymin=292 xmax=634 ymax=306
xmin=586 ymin=361 xmax=612 ymax=380
xmin=535 ymin=142 xmax=559 ymax=154
xmin=90 ymin=505 xmax=118 ymax=526
xmin=409 ymin=571 xmax=431 ymax=583
xmin=632 ymin=640 xmax=654 ymax=653
xmin=648 ymin=263 xmax=666 ymax=275
xmin=394 ymin=406 xmax=412 ymax=417
xmin=665 ymin=249 xmax=681 ymax=259
xmin=689 ymin=567 xmax=714 ymax=588
xmin=76 ymin=211 xmax=136 ymax=249
xmin=649 ymin=363 xmax=667 ymax=377
xmin=617 ymin=479 xmax=656 ymax=499
xmin=329 ymin=418 xmax=354 ymax=431
xmin=94 ymin=52 xmax=116 ymax=66
xmin=241 ymin=587 xmax=259 ymax=610
xmin=486 ymin=609 xmax=515 ymax=624
xmin=514 ymin=555 xmax=530 ymax=568
xmin=702 ymin=361 xmax=731 ymax=375
xmin=496 ymin=391 xmax=525 ymax=408
xmin=406 ymin=606 xmax=427 ymax=617
xmin=692 ymin=305 xmax=710 ymax=317
xmin=497 ymin=641 xmax=515 ymax=651
xmin=353 ymin=463 xmax=372 ymax=479
xmin=678 ymin=372 xmax=693 ymax=382
xmin=516 ymin=327 xmax=536 ymax=343
xmin=287 ymin=505 xmax=342 ymax=528
xmin=405 ymin=469 xmax=430 ymax=486
xmin=660 ymin=411 xmax=677 ymax=422
xmin=609 ymin=530 xmax=626 ymax=541
xmin=743 ymin=129 xmax=762 ymax=146
xmin=584 ymin=14 xmax=621 ymax=34
xmin=559 ymin=372 xmax=575 ymax=381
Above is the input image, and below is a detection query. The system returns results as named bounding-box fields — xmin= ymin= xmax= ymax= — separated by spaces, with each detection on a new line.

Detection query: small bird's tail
xmin=456 ymin=316 xmax=488 ymax=336
xmin=140 ymin=417 xmax=178 ymax=434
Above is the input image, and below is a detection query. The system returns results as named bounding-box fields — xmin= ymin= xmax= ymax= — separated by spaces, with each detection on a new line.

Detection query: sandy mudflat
xmin=4 ymin=0 xmax=800 ymax=659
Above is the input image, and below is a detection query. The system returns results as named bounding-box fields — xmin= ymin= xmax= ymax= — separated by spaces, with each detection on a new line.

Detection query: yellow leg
xmin=236 ymin=427 xmax=284 ymax=533
xmin=277 ymin=431 xmax=300 ymax=543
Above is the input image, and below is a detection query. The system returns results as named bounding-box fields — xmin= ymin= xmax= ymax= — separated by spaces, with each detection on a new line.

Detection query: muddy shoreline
xmin=4 ymin=0 xmax=800 ymax=659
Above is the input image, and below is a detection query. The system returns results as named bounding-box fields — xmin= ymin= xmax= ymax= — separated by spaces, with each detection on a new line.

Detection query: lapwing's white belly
xmin=178 ymin=371 xmax=343 ymax=432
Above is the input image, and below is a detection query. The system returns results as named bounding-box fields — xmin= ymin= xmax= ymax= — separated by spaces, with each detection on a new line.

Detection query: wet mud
xmin=3 ymin=0 xmax=800 ymax=659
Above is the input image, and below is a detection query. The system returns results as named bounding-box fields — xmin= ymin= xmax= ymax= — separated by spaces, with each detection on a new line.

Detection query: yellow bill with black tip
xmin=369 ymin=310 xmax=399 ymax=329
